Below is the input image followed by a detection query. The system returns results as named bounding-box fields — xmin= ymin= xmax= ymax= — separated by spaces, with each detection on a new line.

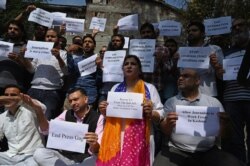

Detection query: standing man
xmin=98 ymin=34 xmax=125 ymax=103
xmin=0 ymin=20 xmax=31 ymax=95
xmin=139 ymin=22 xmax=169 ymax=93
xmin=222 ymin=18 xmax=250 ymax=165
xmin=33 ymin=87 xmax=104 ymax=166
xmin=154 ymin=68 xmax=242 ymax=166
xmin=67 ymin=35 xmax=102 ymax=108
xmin=0 ymin=84 xmax=46 ymax=165
xmin=185 ymin=21 xmax=224 ymax=97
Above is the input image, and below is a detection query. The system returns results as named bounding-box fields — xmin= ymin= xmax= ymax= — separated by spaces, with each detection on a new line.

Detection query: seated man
xmin=153 ymin=68 xmax=243 ymax=166
xmin=34 ymin=87 xmax=104 ymax=166
xmin=0 ymin=84 xmax=46 ymax=165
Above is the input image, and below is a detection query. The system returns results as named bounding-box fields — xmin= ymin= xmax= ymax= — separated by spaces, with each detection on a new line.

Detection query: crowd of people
xmin=0 ymin=4 xmax=250 ymax=166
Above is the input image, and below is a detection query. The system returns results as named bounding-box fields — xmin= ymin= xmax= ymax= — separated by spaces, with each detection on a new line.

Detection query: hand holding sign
xmin=161 ymin=112 xmax=178 ymax=136
xmin=84 ymin=132 xmax=99 ymax=153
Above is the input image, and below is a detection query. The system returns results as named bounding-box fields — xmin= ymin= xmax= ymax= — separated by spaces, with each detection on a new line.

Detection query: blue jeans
xmin=222 ymin=100 xmax=250 ymax=163
xmin=28 ymin=88 xmax=62 ymax=120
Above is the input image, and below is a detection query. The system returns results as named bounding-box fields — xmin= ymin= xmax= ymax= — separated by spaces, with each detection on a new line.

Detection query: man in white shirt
xmin=0 ymin=84 xmax=46 ymax=166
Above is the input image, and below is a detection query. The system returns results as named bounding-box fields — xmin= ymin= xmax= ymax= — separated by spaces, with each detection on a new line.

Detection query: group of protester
xmin=0 ymin=4 xmax=249 ymax=166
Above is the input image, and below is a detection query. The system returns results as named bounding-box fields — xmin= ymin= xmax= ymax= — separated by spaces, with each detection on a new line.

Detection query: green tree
xmin=0 ymin=0 xmax=45 ymax=37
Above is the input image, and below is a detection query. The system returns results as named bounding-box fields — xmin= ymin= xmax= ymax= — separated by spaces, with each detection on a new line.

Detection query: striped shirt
xmin=223 ymin=48 xmax=250 ymax=101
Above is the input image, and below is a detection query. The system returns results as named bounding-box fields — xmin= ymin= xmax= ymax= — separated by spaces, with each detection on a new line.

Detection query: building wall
xmin=84 ymin=0 xmax=184 ymax=51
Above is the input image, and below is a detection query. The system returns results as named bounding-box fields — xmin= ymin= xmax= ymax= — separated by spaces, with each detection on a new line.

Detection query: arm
xmin=160 ymin=112 xmax=178 ymax=137
xmin=15 ymin=5 xmax=36 ymax=23
xmin=85 ymin=114 xmax=104 ymax=154
xmin=98 ymin=101 xmax=108 ymax=117
xmin=210 ymin=53 xmax=224 ymax=79
xmin=20 ymin=93 xmax=49 ymax=131
xmin=52 ymin=49 xmax=68 ymax=75
xmin=92 ymin=28 xmax=99 ymax=38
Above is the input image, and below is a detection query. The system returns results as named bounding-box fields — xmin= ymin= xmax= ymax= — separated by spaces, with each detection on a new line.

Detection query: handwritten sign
xmin=24 ymin=41 xmax=54 ymax=59
xmin=204 ymin=16 xmax=232 ymax=36
xmin=158 ymin=20 xmax=182 ymax=36
xmin=117 ymin=14 xmax=138 ymax=31
xmin=0 ymin=41 xmax=14 ymax=57
xmin=77 ymin=54 xmax=97 ymax=77
xmin=65 ymin=17 xmax=85 ymax=33
xmin=129 ymin=39 xmax=156 ymax=73
xmin=51 ymin=12 xmax=66 ymax=26
xmin=107 ymin=92 xmax=143 ymax=119
xmin=223 ymin=56 xmax=243 ymax=80
xmin=0 ymin=0 xmax=6 ymax=9
xmin=89 ymin=17 xmax=107 ymax=32
xmin=176 ymin=105 xmax=220 ymax=137
xmin=177 ymin=47 xmax=211 ymax=69
xmin=28 ymin=8 xmax=53 ymax=28
xmin=47 ymin=120 xmax=88 ymax=153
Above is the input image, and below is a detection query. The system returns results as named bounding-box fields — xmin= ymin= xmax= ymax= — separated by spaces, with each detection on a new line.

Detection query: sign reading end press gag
xmin=204 ymin=16 xmax=232 ymax=36
xmin=107 ymin=92 xmax=143 ymax=119
xmin=47 ymin=120 xmax=89 ymax=153
xmin=177 ymin=47 xmax=211 ymax=69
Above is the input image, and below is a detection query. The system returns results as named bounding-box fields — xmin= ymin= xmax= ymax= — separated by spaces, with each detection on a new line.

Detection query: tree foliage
xmin=185 ymin=0 xmax=250 ymax=21
xmin=0 ymin=0 xmax=45 ymax=36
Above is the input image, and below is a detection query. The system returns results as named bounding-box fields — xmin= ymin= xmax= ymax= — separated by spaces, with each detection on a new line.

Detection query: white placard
xmin=177 ymin=47 xmax=211 ymax=69
xmin=159 ymin=20 xmax=182 ymax=36
xmin=102 ymin=50 xmax=125 ymax=82
xmin=24 ymin=40 xmax=54 ymax=59
xmin=0 ymin=41 xmax=14 ymax=57
xmin=176 ymin=105 xmax=220 ymax=137
xmin=103 ymin=65 xmax=124 ymax=82
xmin=129 ymin=39 xmax=156 ymax=73
xmin=117 ymin=14 xmax=138 ymax=31
xmin=77 ymin=54 xmax=97 ymax=77
xmin=89 ymin=17 xmax=107 ymax=32
xmin=51 ymin=12 xmax=67 ymax=26
xmin=47 ymin=120 xmax=88 ymax=153
xmin=65 ymin=17 xmax=85 ymax=33
xmin=0 ymin=0 xmax=6 ymax=9
xmin=124 ymin=37 xmax=129 ymax=49
xmin=28 ymin=8 xmax=53 ymax=28
xmin=107 ymin=92 xmax=143 ymax=119
xmin=223 ymin=56 xmax=243 ymax=81
xmin=103 ymin=50 xmax=126 ymax=66
xmin=204 ymin=16 xmax=232 ymax=36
